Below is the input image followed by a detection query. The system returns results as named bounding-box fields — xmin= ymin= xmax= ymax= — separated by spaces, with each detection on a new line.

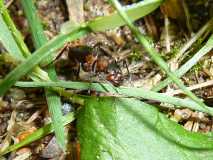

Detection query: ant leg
xmin=76 ymin=62 xmax=81 ymax=79
xmin=113 ymin=59 xmax=122 ymax=74
xmin=123 ymin=60 xmax=133 ymax=86
xmin=49 ymin=43 xmax=69 ymax=65
xmin=100 ymin=45 xmax=114 ymax=58
xmin=92 ymin=51 xmax=99 ymax=73
xmin=123 ymin=60 xmax=130 ymax=76
xmin=91 ymin=60 xmax=97 ymax=73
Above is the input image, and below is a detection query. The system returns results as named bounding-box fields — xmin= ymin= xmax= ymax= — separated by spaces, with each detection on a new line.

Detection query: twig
xmin=167 ymin=80 xmax=213 ymax=95
xmin=164 ymin=15 xmax=170 ymax=53
xmin=66 ymin=0 xmax=84 ymax=23
xmin=5 ymin=0 xmax=14 ymax=8
xmin=182 ymin=0 xmax=193 ymax=35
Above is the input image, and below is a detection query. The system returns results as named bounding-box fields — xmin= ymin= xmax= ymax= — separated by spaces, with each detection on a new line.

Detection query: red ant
xmin=54 ymin=42 xmax=124 ymax=86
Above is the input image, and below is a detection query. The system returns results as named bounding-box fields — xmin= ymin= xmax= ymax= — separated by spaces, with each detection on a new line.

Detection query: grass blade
xmin=61 ymin=0 xmax=162 ymax=33
xmin=0 ymin=0 xmax=31 ymax=58
xmin=44 ymin=89 xmax=65 ymax=149
xmin=170 ymin=18 xmax=213 ymax=63
xmin=0 ymin=0 xmax=49 ymax=86
xmin=0 ymin=27 xmax=88 ymax=96
xmin=152 ymin=33 xmax=213 ymax=91
xmin=0 ymin=1 xmax=50 ymax=83
xmin=0 ymin=0 xmax=85 ymax=105
xmin=20 ymin=0 xmax=46 ymax=49
xmin=87 ymin=0 xmax=162 ymax=31
xmin=21 ymin=0 xmax=65 ymax=149
xmin=15 ymin=81 xmax=213 ymax=115
xmin=0 ymin=14 xmax=24 ymax=60
xmin=108 ymin=0 xmax=211 ymax=114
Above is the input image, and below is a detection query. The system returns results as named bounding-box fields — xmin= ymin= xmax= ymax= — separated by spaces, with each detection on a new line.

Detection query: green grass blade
xmin=0 ymin=27 xmax=88 ymax=96
xmin=0 ymin=112 xmax=75 ymax=156
xmin=152 ymin=33 xmax=213 ymax=91
xmin=61 ymin=0 xmax=162 ymax=33
xmin=0 ymin=0 xmax=84 ymax=105
xmin=15 ymin=81 xmax=213 ymax=115
xmin=87 ymin=0 xmax=162 ymax=31
xmin=108 ymin=0 xmax=211 ymax=114
xmin=21 ymin=0 xmax=65 ymax=149
xmin=20 ymin=0 xmax=46 ymax=48
xmin=0 ymin=0 xmax=31 ymax=58
xmin=0 ymin=14 xmax=24 ymax=60
xmin=44 ymin=89 xmax=65 ymax=149
xmin=0 ymin=0 xmax=49 ymax=84
xmin=170 ymin=18 xmax=213 ymax=63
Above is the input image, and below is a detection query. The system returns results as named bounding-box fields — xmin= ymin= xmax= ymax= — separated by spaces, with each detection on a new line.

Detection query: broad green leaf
xmin=77 ymin=97 xmax=213 ymax=160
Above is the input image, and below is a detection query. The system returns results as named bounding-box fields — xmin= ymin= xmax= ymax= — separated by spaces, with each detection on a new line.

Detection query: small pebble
xmin=62 ymin=103 xmax=74 ymax=115
xmin=41 ymin=136 xmax=63 ymax=159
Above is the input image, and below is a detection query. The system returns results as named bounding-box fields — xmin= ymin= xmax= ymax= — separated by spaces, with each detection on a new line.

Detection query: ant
xmin=55 ymin=42 xmax=124 ymax=86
